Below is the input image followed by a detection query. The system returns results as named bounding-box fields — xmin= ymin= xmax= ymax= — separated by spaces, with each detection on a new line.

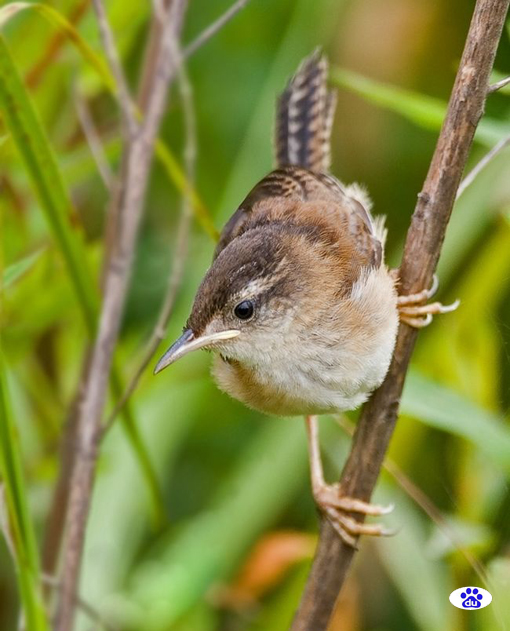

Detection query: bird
xmin=154 ymin=50 xmax=458 ymax=547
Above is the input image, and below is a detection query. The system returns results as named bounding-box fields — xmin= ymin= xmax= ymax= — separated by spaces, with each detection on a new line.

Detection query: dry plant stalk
xmin=290 ymin=1 xmax=510 ymax=629
xmin=54 ymin=2 xmax=189 ymax=629
xmin=45 ymin=2 xmax=254 ymax=625
xmin=104 ymin=30 xmax=197 ymax=432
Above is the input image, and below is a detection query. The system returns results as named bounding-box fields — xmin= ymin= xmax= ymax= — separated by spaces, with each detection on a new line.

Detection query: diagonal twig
xmin=456 ymin=133 xmax=510 ymax=199
xmin=25 ymin=0 xmax=89 ymax=89
xmin=290 ymin=1 xmax=510 ymax=629
xmin=183 ymin=0 xmax=252 ymax=59
xmin=73 ymin=85 xmax=114 ymax=191
xmin=42 ymin=574 xmax=118 ymax=631
xmin=488 ymin=74 xmax=510 ymax=93
xmin=1 ymin=486 xmax=116 ymax=630
xmin=91 ymin=0 xmax=138 ymax=137
xmin=54 ymin=3 xmax=190 ymax=630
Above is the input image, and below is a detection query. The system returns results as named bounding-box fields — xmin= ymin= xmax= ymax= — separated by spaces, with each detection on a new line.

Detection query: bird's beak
xmin=153 ymin=328 xmax=240 ymax=374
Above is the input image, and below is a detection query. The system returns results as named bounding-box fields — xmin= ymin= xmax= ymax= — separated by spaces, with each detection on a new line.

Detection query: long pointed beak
xmin=154 ymin=328 xmax=240 ymax=375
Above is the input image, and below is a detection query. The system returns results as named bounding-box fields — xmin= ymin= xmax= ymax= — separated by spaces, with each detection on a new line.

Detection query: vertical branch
xmin=41 ymin=355 xmax=90 ymax=592
xmin=291 ymin=0 xmax=509 ymax=629
xmin=53 ymin=2 xmax=189 ymax=630
xmin=44 ymin=0 xmax=254 ymax=618
xmin=103 ymin=38 xmax=197 ymax=432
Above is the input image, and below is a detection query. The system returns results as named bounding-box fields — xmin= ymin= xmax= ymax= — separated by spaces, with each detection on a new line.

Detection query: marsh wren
xmin=155 ymin=51 xmax=458 ymax=546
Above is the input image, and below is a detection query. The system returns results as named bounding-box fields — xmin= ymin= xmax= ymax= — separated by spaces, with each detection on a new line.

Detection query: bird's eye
xmin=234 ymin=300 xmax=254 ymax=320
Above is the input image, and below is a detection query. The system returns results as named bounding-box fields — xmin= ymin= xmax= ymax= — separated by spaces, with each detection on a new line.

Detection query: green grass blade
xmin=0 ymin=2 xmax=114 ymax=90
xmin=377 ymin=492 xmax=452 ymax=631
xmin=0 ymin=357 xmax=49 ymax=631
xmin=331 ymin=67 xmax=510 ymax=146
xmin=0 ymin=2 xmax=217 ymax=240
xmin=403 ymin=371 xmax=510 ymax=471
xmin=154 ymin=139 xmax=219 ymax=241
xmin=332 ymin=67 xmax=446 ymax=130
xmin=0 ymin=34 xmax=97 ymax=329
xmin=0 ymin=35 xmax=165 ymax=525
xmin=3 ymin=249 xmax=43 ymax=289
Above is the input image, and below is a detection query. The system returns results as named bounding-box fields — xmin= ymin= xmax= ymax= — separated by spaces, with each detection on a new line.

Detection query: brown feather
xmin=274 ymin=50 xmax=336 ymax=172
xmin=157 ymin=52 xmax=400 ymax=420
xmin=214 ymin=166 xmax=382 ymax=269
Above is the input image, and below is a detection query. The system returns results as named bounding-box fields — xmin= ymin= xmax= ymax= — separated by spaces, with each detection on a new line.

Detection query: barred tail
xmin=274 ymin=50 xmax=337 ymax=173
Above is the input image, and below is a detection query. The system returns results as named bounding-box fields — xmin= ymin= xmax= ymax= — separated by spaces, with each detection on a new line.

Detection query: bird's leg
xmin=396 ymin=274 xmax=459 ymax=329
xmin=305 ymin=415 xmax=394 ymax=548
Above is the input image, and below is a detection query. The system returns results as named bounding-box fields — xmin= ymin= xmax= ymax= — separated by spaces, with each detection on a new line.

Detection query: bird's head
xmin=154 ymin=226 xmax=312 ymax=373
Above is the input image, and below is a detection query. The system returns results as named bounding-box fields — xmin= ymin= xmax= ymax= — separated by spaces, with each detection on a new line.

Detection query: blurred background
xmin=1 ymin=0 xmax=510 ymax=629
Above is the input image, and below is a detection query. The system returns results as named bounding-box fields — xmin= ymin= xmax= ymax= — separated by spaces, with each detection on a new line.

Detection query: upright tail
xmin=274 ymin=50 xmax=337 ymax=173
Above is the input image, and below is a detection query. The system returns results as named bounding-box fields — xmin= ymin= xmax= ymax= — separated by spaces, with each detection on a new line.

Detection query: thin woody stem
xmin=104 ymin=37 xmax=196 ymax=433
xmin=74 ymin=86 xmax=114 ymax=191
xmin=488 ymin=74 xmax=510 ymax=93
xmin=290 ymin=1 xmax=510 ymax=629
xmin=42 ymin=574 xmax=118 ymax=631
xmin=53 ymin=3 xmax=189 ymax=630
xmin=91 ymin=0 xmax=138 ymax=136
xmin=45 ymin=0 xmax=249 ymax=614
xmin=183 ymin=0 xmax=252 ymax=59
xmin=456 ymin=133 xmax=510 ymax=199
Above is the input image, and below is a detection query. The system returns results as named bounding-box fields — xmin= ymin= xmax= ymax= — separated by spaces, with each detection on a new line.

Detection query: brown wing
xmin=215 ymin=52 xmax=380 ymax=266
xmin=215 ymin=167 xmax=382 ymax=268
xmin=214 ymin=169 xmax=303 ymax=257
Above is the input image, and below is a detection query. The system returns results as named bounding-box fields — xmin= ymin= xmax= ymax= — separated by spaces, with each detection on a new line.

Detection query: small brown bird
xmin=155 ymin=51 xmax=457 ymax=546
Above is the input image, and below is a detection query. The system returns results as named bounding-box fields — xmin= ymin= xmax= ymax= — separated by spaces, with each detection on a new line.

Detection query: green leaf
xmin=436 ymin=152 xmax=509 ymax=282
xmin=0 ymin=34 xmax=97 ymax=329
xmin=330 ymin=68 xmax=510 ymax=146
xmin=332 ymin=67 xmax=446 ymax=130
xmin=377 ymin=491 xmax=453 ymax=631
xmin=403 ymin=371 xmax=510 ymax=472
xmin=0 ymin=358 xmax=49 ymax=631
xmin=154 ymin=140 xmax=219 ymax=241
xmin=3 ymin=249 xmax=43 ymax=289
xmin=0 ymin=2 xmax=114 ymax=90
xmin=478 ymin=557 xmax=510 ymax=631
xmin=0 ymin=2 xmax=217 ymax=241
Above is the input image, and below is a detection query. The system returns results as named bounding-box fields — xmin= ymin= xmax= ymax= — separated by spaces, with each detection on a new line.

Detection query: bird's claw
xmin=313 ymin=483 xmax=395 ymax=548
xmin=397 ymin=275 xmax=459 ymax=328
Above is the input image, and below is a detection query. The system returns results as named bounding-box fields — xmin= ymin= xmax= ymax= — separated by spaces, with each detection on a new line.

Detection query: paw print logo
xmin=449 ymin=586 xmax=492 ymax=610
xmin=461 ymin=588 xmax=483 ymax=609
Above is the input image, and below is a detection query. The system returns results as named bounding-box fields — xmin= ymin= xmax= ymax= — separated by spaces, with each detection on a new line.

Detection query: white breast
xmin=212 ymin=266 xmax=399 ymax=417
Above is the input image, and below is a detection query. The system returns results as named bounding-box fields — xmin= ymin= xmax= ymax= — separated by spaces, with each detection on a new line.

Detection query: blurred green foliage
xmin=1 ymin=0 xmax=510 ymax=630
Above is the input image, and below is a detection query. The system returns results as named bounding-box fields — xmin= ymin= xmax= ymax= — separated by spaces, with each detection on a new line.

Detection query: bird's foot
xmin=313 ymin=482 xmax=394 ymax=548
xmin=397 ymin=275 xmax=459 ymax=328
